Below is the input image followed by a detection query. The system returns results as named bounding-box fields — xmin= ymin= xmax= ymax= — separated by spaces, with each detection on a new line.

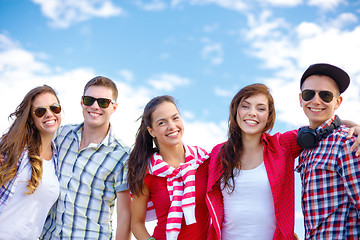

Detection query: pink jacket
xmin=206 ymin=130 xmax=301 ymax=240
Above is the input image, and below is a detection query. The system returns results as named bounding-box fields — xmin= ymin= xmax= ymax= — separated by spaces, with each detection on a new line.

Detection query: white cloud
xmin=329 ymin=12 xmax=358 ymax=28
xmin=183 ymin=120 xmax=228 ymax=151
xmin=214 ymin=86 xmax=234 ymax=97
xmin=118 ymin=69 xmax=134 ymax=82
xmin=134 ymin=0 xmax=167 ymax=11
xmin=147 ymin=73 xmax=190 ymax=91
xmin=171 ymin=0 xmax=248 ymax=11
xmin=201 ymin=43 xmax=223 ymax=65
xmin=260 ymin=0 xmax=302 ymax=7
xmin=31 ymin=0 xmax=125 ymax=28
xmin=307 ymin=0 xmax=347 ymax=11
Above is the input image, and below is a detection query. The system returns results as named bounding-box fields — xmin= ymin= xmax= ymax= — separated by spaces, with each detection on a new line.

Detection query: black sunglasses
xmin=301 ymin=89 xmax=334 ymax=103
xmin=82 ymin=96 xmax=115 ymax=109
xmin=33 ymin=104 xmax=61 ymax=118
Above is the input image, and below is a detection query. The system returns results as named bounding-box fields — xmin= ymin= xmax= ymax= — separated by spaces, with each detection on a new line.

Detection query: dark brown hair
xmin=83 ymin=76 xmax=118 ymax=100
xmin=220 ymin=83 xmax=275 ymax=192
xmin=127 ymin=95 xmax=177 ymax=196
xmin=0 ymin=85 xmax=60 ymax=194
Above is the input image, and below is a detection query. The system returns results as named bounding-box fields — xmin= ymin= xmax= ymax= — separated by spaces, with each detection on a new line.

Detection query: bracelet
xmin=146 ymin=237 xmax=155 ymax=240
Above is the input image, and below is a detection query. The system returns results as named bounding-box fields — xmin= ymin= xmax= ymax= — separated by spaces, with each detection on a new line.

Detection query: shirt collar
xmin=74 ymin=122 xmax=114 ymax=146
xmin=315 ymin=115 xmax=336 ymax=134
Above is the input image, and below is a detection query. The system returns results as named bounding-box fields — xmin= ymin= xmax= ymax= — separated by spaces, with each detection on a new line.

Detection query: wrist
xmin=146 ymin=237 xmax=155 ymax=240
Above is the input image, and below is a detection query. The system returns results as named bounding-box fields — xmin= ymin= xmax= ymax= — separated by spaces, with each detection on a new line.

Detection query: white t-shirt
xmin=0 ymin=157 xmax=60 ymax=240
xmin=221 ymin=162 xmax=276 ymax=240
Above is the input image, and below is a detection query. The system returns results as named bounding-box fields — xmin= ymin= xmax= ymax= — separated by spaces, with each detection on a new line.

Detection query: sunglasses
xmin=301 ymin=89 xmax=334 ymax=103
xmin=82 ymin=96 xmax=115 ymax=109
xmin=33 ymin=104 xmax=61 ymax=118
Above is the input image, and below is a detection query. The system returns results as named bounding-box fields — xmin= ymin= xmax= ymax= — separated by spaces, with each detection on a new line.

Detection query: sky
xmin=1 ymin=0 xmax=360 ymax=239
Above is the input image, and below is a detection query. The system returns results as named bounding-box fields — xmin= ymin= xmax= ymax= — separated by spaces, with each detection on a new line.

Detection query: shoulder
xmin=210 ymin=142 xmax=225 ymax=156
xmin=327 ymin=125 xmax=351 ymax=144
xmin=56 ymin=124 xmax=80 ymax=136
xmin=264 ymin=130 xmax=298 ymax=142
xmin=330 ymin=125 xmax=355 ymax=147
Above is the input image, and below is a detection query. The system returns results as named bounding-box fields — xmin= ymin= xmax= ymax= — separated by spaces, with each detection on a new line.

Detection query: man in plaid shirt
xmin=296 ymin=63 xmax=360 ymax=239
xmin=41 ymin=76 xmax=131 ymax=240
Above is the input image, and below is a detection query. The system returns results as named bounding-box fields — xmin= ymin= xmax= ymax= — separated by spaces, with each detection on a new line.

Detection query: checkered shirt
xmin=295 ymin=116 xmax=360 ymax=239
xmin=41 ymin=124 xmax=130 ymax=240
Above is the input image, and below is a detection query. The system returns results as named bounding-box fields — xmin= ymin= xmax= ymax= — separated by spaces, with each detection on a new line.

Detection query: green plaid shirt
xmin=41 ymin=123 xmax=130 ymax=239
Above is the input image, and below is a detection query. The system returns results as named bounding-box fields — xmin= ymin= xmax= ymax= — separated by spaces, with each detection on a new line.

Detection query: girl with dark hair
xmin=127 ymin=95 xmax=210 ymax=240
xmin=206 ymin=83 xmax=301 ymax=240
xmin=0 ymin=85 xmax=61 ymax=239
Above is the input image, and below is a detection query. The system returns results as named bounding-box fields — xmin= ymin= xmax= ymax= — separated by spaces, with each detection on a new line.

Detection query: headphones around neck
xmin=297 ymin=115 xmax=341 ymax=149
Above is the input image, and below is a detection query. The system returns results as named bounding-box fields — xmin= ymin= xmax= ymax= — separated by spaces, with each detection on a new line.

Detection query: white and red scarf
xmin=147 ymin=144 xmax=209 ymax=240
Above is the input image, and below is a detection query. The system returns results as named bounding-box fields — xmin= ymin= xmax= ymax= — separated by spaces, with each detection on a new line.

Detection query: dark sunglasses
xmin=33 ymin=104 xmax=61 ymax=118
xmin=82 ymin=96 xmax=115 ymax=109
xmin=301 ymin=89 xmax=334 ymax=103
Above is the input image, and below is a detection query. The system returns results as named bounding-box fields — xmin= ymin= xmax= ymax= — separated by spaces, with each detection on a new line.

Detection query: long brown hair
xmin=220 ymin=83 xmax=275 ymax=192
xmin=0 ymin=85 xmax=60 ymax=194
xmin=127 ymin=95 xmax=177 ymax=197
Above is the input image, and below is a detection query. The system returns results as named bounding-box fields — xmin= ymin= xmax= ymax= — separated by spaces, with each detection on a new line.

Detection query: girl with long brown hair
xmin=206 ymin=83 xmax=301 ymax=240
xmin=0 ymin=85 xmax=61 ymax=239
xmin=127 ymin=95 xmax=210 ymax=240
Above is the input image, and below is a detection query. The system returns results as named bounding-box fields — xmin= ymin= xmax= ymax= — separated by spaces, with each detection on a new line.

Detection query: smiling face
xmin=147 ymin=101 xmax=184 ymax=150
xmin=31 ymin=92 xmax=61 ymax=138
xmin=299 ymin=75 xmax=342 ymax=129
xmin=81 ymin=85 xmax=117 ymax=130
xmin=236 ymin=93 xmax=269 ymax=137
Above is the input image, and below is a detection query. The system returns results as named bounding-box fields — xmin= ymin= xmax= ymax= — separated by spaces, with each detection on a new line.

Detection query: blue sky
xmin=1 ymin=0 xmax=360 ymax=238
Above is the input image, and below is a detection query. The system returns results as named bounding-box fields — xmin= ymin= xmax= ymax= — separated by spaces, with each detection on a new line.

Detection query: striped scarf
xmin=148 ymin=144 xmax=209 ymax=240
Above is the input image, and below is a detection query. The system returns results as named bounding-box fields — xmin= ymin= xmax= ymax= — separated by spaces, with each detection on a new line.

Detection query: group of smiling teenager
xmin=0 ymin=63 xmax=359 ymax=240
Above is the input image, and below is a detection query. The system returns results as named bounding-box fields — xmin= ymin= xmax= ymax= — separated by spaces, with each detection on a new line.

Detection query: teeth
xmin=89 ymin=112 xmax=100 ymax=117
xmin=245 ymin=120 xmax=257 ymax=124
xmin=168 ymin=132 xmax=178 ymax=136
xmin=310 ymin=108 xmax=322 ymax=112
xmin=44 ymin=120 xmax=55 ymax=125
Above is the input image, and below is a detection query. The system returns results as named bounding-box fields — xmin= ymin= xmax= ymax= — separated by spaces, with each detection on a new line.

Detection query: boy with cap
xmin=295 ymin=63 xmax=360 ymax=239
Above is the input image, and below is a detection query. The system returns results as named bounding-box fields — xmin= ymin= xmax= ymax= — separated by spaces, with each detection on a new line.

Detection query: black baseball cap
xmin=300 ymin=63 xmax=350 ymax=94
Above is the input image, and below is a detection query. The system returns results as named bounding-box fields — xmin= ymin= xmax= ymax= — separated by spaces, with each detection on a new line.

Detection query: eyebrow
xmin=242 ymin=100 xmax=267 ymax=107
xmin=155 ymin=113 xmax=179 ymax=123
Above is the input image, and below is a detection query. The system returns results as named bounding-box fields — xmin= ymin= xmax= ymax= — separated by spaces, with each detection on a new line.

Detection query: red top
xmin=145 ymin=159 xmax=210 ymax=240
xmin=206 ymin=130 xmax=302 ymax=240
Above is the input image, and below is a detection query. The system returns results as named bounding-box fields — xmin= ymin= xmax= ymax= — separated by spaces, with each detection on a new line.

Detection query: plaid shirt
xmin=0 ymin=144 xmax=58 ymax=214
xmin=41 ymin=124 xmax=130 ymax=240
xmin=206 ymin=130 xmax=302 ymax=240
xmin=295 ymin=116 xmax=360 ymax=239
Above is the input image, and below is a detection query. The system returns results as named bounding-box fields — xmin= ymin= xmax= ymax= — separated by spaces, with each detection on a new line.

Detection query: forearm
xmin=116 ymin=216 xmax=131 ymax=240
xmin=131 ymin=221 xmax=151 ymax=240
xmin=115 ymin=191 xmax=132 ymax=240
xmin=342 ymin=119 xmax=358 ymax=128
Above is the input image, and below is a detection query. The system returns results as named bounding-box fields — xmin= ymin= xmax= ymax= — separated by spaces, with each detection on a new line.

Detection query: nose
xmin=168 ymin=120 xmax=176 ymax=130
xmin=248 ymin=107 xmax=257 ymax=116
xmin=89 ymin=99 xmax=100 ymax=109
xmin=312 ymin=92 xmax=322 ymax=104
xmin=43 ymin=108 xmax=53 ymax=118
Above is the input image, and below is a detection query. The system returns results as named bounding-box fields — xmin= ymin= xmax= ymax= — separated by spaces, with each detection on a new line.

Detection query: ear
xmin=334 ymin=95 xmax=343 ymax=110
xmin=299 ymin=92 xmax=303 ymax=107
xmin=111 ymin=102 xmax=118 ymax=113
xmin=147 ymin=126 xmax=154 ymax=138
